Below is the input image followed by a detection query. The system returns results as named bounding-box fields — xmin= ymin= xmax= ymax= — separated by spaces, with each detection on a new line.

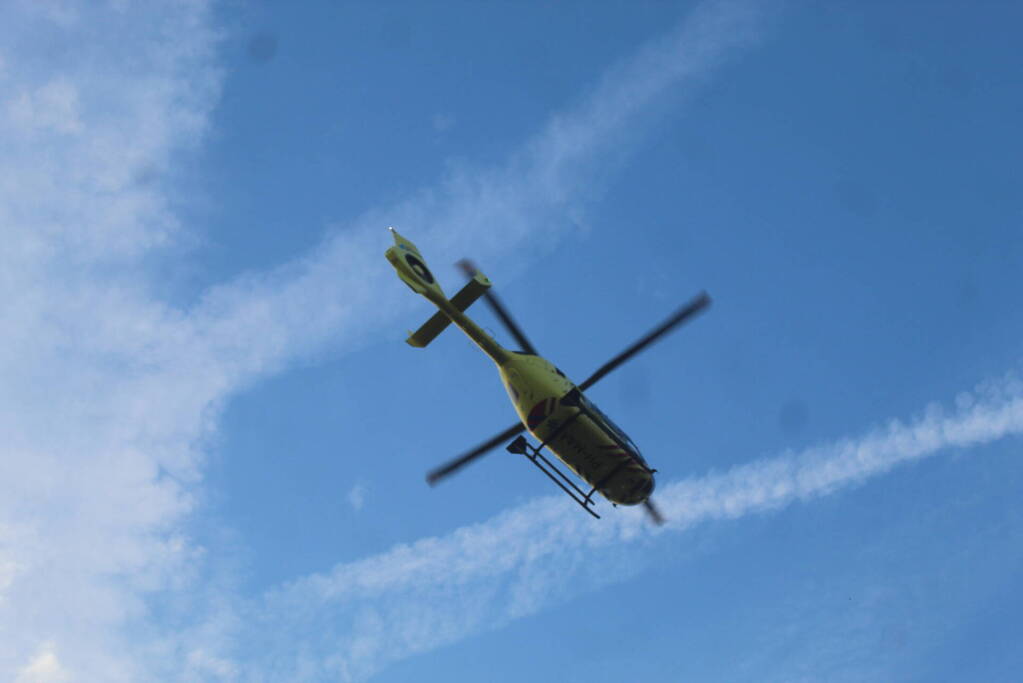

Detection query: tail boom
xmin=385 ymin=228 xmax=510 ymax=364
xmin=407 ymin=270 xmax=492 ymax=347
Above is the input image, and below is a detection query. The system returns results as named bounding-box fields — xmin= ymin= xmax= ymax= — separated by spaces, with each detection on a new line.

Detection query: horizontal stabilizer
xmin=407 ymin=270 xmax=492 ymax=347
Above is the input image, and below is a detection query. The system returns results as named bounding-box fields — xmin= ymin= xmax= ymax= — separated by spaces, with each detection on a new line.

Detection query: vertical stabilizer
xmin=385 ymin=227 xmax=446 ymax=303
xmin=386 ymin=228 xmax=511 ymax=365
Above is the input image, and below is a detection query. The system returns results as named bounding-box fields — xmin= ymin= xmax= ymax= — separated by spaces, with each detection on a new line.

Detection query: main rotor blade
xmin=578 ymin=291 xmax=711 ymax=391
xmin=643 ymin=498 xmax=665 ymax=525
xmin=426 ymin=421 xmax=526 ymax=486
xmin=457 ymin=259 xmax=537 ymax=355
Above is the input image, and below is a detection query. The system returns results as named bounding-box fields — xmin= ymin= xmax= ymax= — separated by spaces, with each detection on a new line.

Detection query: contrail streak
xmin=658 ymin=375 xmax=1023 ymax=527
xmin=241 ymin=374 xmax=1023 ymax=681
xmin=190 ymin=0 xmax=766 ymax=375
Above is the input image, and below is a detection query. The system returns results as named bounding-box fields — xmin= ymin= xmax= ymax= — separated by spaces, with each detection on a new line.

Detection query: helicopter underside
xmin=526 ymin=392 xmax=655 ymax=507
xmin=498 ymin=353 xmax=655 ymax=507
xmin=391 ymin=230 xmax=709 ymax=525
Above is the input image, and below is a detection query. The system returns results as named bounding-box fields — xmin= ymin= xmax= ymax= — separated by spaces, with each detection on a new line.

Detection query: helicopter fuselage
xmin=426 ymin=290 xmax=655 ymax=506
xmin=386 ymin=228 xmax=655 ymax=507
xmin=497 ymin=353 xmax=655 ymax=506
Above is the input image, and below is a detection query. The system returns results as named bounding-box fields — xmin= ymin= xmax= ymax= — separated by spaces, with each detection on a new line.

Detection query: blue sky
xmin=2 ymin=1 xmax=1022 ymax=681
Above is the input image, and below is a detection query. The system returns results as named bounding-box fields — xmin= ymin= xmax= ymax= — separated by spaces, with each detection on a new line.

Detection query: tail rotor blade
xmin=426 ymin=422 xmax=526 ymax=486
xmin=643 ymin=498 xmax=665 ymax=525
xmin=457 ymin=259 xmax=537 ymax=355
xmin=578 ymin=291 xmax=711 ymax=391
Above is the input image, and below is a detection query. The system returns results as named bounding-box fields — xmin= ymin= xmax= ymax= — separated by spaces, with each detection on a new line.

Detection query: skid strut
xmin=506 ymin=394 xmax=601 ymax=518
xmin=506 ymin=435 xmax=600 ymax=519
xmin=505 ymin=387 xmax=659 ymax=518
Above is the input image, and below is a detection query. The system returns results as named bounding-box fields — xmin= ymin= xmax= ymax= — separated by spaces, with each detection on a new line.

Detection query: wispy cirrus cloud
xmin=238 ymin=374 xmax=1023 ymax=682
xmin=4 ymin=2 xmax=1020 ymax=681
xmin=0 ymin=0 xmax=768 ymax=680
xmin=1 ymin=2 xmax=223 ymax=679
xmin=188 ymin=0 xmax=767 ymax=371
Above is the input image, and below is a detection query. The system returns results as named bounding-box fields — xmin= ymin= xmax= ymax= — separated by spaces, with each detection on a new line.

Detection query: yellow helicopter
xmin=385 ymin=228 xmax=710 ymax=523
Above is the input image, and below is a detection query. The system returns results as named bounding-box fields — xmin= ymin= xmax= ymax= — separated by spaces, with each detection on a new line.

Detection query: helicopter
xmin=385 ymin=227 xmax=710 ymax=524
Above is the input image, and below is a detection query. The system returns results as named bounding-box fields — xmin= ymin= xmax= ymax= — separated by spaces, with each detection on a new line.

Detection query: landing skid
xmin=506 ymin=434 xmax=601 ymax=519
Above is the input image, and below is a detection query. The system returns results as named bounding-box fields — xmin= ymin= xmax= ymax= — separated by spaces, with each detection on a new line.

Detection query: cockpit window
xmin=578 ymin=394 xmax=646 ymax=463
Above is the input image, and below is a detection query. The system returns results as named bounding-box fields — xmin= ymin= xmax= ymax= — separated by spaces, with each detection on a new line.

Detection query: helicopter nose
xmin=642 ymin=475 xmax=656 ymax=498
xmin=626 ymin=473 xmax=655 ymax=504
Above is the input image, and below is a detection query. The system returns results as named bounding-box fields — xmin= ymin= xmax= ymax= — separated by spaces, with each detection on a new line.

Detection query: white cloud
xmin=4 ymin=0 xmax=1020 ymax=680
xmin=240 ymin=373 xmax=1023 ymax=681
xmin=0 ymin=0 xmax=767 ymax=680
xmin=183 ymin=0 xmax=766 ymax=375
xmin=15 ymin=643 xmax=69 ymax=683
xmin=0 ymin=1 xmax=222 ymax=679
xmin=6 ymin=78 xmax=83 ymax=134
xmin=347 ymin=483 xmax=367 ymax=512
